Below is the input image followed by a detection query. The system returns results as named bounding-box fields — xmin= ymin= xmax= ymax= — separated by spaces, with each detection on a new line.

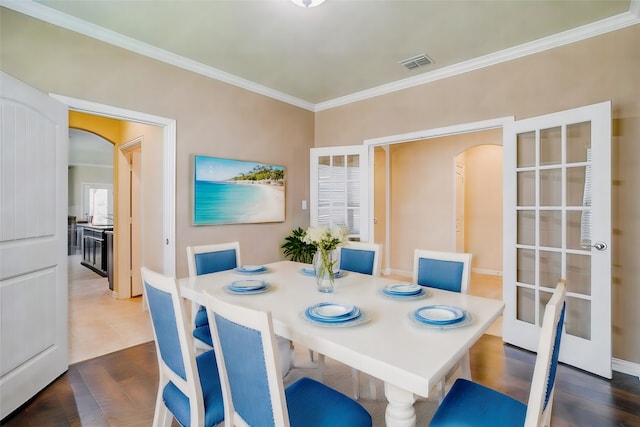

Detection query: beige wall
xmin=464 ymin=144 xmax=503 ymax=273
xmin=386 ymin=130 xmax=502 ymax=274
xmin=314 ymin=25 xmax=640 ymax=363
xmin=0 ymin=8 xmax=314 ymax=279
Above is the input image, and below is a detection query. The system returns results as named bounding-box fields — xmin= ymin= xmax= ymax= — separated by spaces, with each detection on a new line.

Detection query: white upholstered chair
xmin=204 ymin=291 xmax=372 ymax=427
xmin=413 ymin=249 xmax=473 ymax=397
xmin=430 ymin=280 xmax=567 ymax=427
xmin=186 ymin=242 xmax=241 ymax=350
xmin=141 ymin=267 xmax=224 ymax=427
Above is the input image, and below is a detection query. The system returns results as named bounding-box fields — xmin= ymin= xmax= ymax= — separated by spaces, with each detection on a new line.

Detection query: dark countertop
xmin=79 ymin=224 xmax=113 ymax=231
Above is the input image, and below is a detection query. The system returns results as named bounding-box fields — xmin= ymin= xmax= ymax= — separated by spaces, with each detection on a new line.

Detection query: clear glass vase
xmin=313 ymin=249 xmax=335 ymax=293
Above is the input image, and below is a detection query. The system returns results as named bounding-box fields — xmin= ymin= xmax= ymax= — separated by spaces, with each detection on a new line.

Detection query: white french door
xmin=0 ymin=72 xmax=69 ymax=417
xmin=503 ymin=101 xmax=612 ymax=378
xmin=310 ymin=145 xmax=370 ymax=242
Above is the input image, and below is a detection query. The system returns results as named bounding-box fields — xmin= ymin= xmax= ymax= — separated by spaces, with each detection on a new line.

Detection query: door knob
xmin=592 ymin=242 xmax=607 ymax=251
xmin=582 ymin=241 xmax=607 ymax=251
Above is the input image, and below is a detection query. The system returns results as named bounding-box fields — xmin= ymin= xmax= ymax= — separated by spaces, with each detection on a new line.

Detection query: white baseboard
xmin=612 ymin=358 xmax=640 ymax=379
xmin=471 ymin=268 xmax=503 ymax=276
xmin=384 ymin=268 xmax=412 ymax=279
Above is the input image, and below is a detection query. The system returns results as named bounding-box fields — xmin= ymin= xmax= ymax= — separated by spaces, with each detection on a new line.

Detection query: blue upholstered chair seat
xmin=193 ymin=325 xmax=213 ymax=347
xmin=162 ymin=350 xmax=224 ymax=427
xmin=429 ymin=378 xmax=526 ymax=426
xmin=194 ymin=306 xmax=209 ymax=327
xmin=285 ymin=377 xmax=372 ymax=427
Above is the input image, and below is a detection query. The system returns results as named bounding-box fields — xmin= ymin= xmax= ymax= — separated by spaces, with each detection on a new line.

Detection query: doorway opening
xmin=67 ymin=118 xmax=152 ymax=363
xmin=54 ymin=94 xmax=176 ymax=363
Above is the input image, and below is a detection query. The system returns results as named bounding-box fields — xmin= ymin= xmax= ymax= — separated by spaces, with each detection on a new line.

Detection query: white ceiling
xmin=69 ymin=129 xmax=113 ymax=167
xmin=6 ymin=0 xmax=639 ymax=110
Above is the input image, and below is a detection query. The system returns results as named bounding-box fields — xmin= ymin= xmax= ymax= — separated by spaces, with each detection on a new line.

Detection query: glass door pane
xmin=514 ymin=124 xmax=593 ymax=329
xmin=310 ymin=146 xmax=369 ymax=241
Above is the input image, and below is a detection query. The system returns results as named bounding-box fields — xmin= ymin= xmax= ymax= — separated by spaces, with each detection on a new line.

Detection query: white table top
xmin=179 ymin=260 xmax=504 ymax=399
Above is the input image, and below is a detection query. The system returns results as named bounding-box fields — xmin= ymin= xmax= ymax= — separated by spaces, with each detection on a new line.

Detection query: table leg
xmin=384 ymin=382 xmax=416 ymax=427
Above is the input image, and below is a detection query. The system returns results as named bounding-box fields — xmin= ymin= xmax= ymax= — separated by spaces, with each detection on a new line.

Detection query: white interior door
xmin=130 ymin=150 xmax=142 ymax=296
xmin=310 ymin=145 xmax=369 ymax=241
xmin=0 ymin=72 xmax=69 ymax=417
xmin=503 ymin=101 xmax=611 ymax=378
xmin=455 ymin=161 xmax=465 ymax=252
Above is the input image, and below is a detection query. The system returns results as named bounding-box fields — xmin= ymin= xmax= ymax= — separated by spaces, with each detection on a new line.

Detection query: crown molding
xmin=314 ymin=9 xmax=640 ymax=111
xmin=3 ymin=0 xmax=638 ymax=113
xmin=0 ymin=0 xmax=316 ymax=112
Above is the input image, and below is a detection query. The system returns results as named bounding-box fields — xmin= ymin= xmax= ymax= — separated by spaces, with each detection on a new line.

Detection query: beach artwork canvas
xmin=193 ymin=155 xmax=285 ymax=225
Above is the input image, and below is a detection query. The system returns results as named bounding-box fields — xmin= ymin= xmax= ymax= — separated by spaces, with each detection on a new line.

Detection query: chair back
xmin=339 ymin=241 xmax=383 ymax=276
xmin=141 ymin=267 xmax=204 ymax=425
xmin=524 ymin=280 xmax=567 ymax=427
xmin=204 ymin=291 xmax=289 ymax=427
xmin=187 ymin=242 xmax=241 ymax=277
xmin=413 ymin=249 xmax=472 ymax=293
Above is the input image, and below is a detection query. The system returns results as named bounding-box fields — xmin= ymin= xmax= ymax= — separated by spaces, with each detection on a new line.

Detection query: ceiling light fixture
xmin=290 ymin=0 xmax=326 ymax=7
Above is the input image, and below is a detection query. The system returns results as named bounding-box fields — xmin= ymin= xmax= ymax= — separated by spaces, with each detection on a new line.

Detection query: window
xmin=82 ymin=183 xmax=113 ymax=225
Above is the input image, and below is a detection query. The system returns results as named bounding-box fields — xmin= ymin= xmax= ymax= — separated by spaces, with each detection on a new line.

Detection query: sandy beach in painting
xmin=240 ymin=182 xmax=285 ymax=223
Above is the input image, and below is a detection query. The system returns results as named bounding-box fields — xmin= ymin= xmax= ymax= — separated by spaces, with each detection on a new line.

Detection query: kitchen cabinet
xmin=81 ymin=225 xmax=113 ymax=277
xmin=105 ymin=231 xmax=114 ymax=290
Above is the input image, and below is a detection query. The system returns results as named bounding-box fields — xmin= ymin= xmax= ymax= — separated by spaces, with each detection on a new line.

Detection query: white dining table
xmin=178 ymin=260 xmax=504 ymax=427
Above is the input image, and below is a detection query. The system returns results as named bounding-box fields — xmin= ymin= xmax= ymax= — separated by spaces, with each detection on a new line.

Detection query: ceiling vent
xmin=399 ymin=54 xmax=434 ymax=70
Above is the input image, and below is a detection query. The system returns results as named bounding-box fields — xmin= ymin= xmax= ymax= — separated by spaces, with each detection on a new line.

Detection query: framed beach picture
xmin=193 ymin=155 xmax=285 ymax=225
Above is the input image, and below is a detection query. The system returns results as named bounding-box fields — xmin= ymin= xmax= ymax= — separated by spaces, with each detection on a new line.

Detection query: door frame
xmin=364 ymin=116 xmax=513 ymax=272
xmin=50 ymin=94 xmax=176 ymax=277
xmin=117 ymin=137 xmax=143 ymax=298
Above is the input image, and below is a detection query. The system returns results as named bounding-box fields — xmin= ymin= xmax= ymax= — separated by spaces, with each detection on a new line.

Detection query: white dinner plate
xmin=414 ymin=305 xmax=465 ymax=325
xmin=234 ymin=265 xmax=267 ymax=274
xmin=224 ymin=280 xmax=270 ymax=295
xmin=305 ymin=303 xmax=361 ymax=323
xmin=409 ymin=310 xmax=473 ymax=330
xmin=383 ymin=283 xmax=422 ymax=296
xmin=227 ymin=279 xmax=267 ymax=292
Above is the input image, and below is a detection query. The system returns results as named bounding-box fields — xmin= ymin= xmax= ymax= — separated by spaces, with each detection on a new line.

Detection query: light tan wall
xmin=388 ymin=130 xmax=500 ymax=274
xmin=0 ymin=8 xmax=314 ymax=278
xmin=314 ymin=25 xmax=640 ymax=363
xmin=464 ymin=144 xmax=503 ymax=273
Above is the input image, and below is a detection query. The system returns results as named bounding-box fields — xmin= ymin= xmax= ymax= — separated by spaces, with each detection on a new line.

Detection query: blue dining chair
xmin=413 ymin=249 xmax=473 ymax=398
xmin=429 ymin=280 xmax=567 ymax=427
xmin=140 ymin=267 xmax=224 ymax=427
xmin=186 ymin=242 xmax=241 ymax=349
xmin=413 ymin=249 xmax=472 ymax=294
xmin=204 ymin=290 xmax=373 ymax=427
xmin=339 ymin=241 xmax=382 ymax=276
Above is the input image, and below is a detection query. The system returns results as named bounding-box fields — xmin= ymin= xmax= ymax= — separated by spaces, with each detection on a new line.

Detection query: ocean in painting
xmin=194 ymin=180 xmax=283 ymax=225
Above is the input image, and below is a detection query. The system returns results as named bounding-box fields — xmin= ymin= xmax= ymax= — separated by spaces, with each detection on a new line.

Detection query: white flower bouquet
xmin=303 ymin=225 xmax=348 ymax=291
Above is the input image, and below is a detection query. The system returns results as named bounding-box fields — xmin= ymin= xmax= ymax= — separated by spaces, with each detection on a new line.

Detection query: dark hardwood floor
xmin=2 ymin=335 xmax=639 ymax=427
